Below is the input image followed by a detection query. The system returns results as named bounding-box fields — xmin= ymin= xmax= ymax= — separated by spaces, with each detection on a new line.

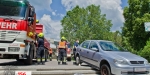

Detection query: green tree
xmin=108 ymin=31 xmax=123 ymax=46
xmin=60 ymin=5 xmax=112 ymax=44
xmin=122 ymin=0 xmax=150 ymax=51
xmin=139 ymin=38 xmax=150 ymax=62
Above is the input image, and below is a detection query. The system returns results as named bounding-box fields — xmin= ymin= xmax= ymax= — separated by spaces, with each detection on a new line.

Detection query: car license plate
xmin=134 ymin=68 xmax=146 ymax=72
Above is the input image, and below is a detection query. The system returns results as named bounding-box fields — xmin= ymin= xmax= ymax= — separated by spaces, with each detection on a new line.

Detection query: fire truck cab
xmin=0 ymin=0 xmax=38 ymax=65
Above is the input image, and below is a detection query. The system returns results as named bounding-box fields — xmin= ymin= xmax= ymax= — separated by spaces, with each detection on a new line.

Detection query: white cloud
xmin=59 ymin=14 xmax=65 ymax=18
xmin=61 ymin=0 xmax=124 ymax=31
xmin=28 ymin=0 xmax=52 ymax=11
xmin=39 ymin=14 xmax=62 ymax=40
xmin=52 ymin=11 xmax=56 ymax=16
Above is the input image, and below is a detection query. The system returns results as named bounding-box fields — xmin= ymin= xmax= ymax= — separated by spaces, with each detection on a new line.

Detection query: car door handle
xmin=87 ymin=51 xmax=89 ymax=53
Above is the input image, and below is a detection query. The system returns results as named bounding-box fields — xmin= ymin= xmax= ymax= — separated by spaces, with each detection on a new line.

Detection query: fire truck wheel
xmin=16 ymin=59 xmax=24 ymax=62
xmin=24 ymin=44 xmax=33 ymax=65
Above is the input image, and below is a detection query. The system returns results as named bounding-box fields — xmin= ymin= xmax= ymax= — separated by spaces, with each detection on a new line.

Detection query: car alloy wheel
xmin=100 ymin=64 xmax=111 ymax=75
xmin=76 ymin=56 xmax=80 ymax=65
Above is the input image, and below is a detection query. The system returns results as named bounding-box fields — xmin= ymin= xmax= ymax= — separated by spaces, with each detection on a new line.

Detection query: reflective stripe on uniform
xmin=63 ymin=57 xmax=66 ymax=62
xmin=37 ymin=59 xmax=40 ymax=62
xmin=42 ymin=58 xmax=45 ymax=61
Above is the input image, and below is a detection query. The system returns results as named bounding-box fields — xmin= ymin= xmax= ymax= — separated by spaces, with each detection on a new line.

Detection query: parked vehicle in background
xmin=66 ymin=42 xmax=72 ymax=61
xmin=75 ymin=40 xmax=150 ymax=75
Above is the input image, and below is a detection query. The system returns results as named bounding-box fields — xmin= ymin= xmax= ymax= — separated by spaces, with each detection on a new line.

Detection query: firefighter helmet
xmin=38 ymin=33 xmax=44 ymax=38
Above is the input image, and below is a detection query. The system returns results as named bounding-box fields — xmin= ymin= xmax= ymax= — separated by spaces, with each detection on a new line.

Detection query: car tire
xmin=100 ymin=64 xmax=111 ymax=75
xmin=75 ymin=55 xmax=82 ymax=66
xmin=67 ymin=57 xmax=71 ymax=61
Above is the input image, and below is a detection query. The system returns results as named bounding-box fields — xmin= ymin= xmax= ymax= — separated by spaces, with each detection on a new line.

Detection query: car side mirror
xmin=91 ymin=47 xmax=99 ymax=52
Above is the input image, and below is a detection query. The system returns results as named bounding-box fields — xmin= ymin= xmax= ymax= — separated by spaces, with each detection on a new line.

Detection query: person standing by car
xmin=73 ymin=39 xmax=79 ymax=63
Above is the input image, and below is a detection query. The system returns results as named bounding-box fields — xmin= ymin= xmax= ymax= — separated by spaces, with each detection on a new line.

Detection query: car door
xmin=87 ymin=41 xmax=100 ymax=65
xmin=79 ymin=41 xmax=90 ymax=62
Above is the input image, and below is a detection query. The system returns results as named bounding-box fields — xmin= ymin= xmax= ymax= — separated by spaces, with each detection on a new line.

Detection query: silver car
xmin=75 ymin=40 xmax=150 ymax=75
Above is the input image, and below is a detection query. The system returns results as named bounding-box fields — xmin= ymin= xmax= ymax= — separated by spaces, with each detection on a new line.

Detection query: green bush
xmin=138 ymin=39 xmax=150 ymax=62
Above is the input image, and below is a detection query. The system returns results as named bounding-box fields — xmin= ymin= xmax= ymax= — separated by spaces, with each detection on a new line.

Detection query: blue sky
xmin=28 ymin=0 xmax=128 ymax=40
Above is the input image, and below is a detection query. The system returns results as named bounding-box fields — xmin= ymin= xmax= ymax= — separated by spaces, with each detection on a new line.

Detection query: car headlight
xmin=144 ymin=60 xmax=149 ymax=65
xmin=114 ymin=59 xmax=128 ymax=65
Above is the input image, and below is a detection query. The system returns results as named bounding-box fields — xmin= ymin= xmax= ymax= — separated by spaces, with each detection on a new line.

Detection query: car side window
xmin=89 ymin=41 xmax=99 ymax=50
xmin=81 ymin=41 xmax=90 ymax=48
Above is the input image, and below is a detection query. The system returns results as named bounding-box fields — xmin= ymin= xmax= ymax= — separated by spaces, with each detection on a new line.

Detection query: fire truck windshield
xmin=0 ymin=1 xmax=27 ymax=19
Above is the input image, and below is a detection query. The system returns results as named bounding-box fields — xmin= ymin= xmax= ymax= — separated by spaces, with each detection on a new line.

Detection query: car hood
xmin=105 ymin=51 xmax=146 ymax=61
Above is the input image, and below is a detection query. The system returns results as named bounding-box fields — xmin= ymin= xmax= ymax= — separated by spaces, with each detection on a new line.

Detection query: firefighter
xmin=49 ymin=48 xmax=53 ymax=61
xmin=36 ymin=33 xmax=45 ymax=65
xmin=57 ymin=36 xmax=68 ymax=65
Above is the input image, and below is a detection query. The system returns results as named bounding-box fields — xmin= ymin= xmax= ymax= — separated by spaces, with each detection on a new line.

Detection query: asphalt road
xmin=0 ymin=59 xmax=100 ymax=75
xmin=0 ymin=59 xmax=88 ymax=67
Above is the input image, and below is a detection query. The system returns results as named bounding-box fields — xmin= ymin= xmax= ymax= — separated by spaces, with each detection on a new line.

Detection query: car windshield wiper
xmin=3 ymin=16 xmax=17 ymax=22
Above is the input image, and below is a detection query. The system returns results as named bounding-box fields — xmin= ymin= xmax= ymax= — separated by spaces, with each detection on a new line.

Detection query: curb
xmin=0 ymin=70 xmax=100 ymax=75
xmin=0 ymin=66 xmax=93 ymax=70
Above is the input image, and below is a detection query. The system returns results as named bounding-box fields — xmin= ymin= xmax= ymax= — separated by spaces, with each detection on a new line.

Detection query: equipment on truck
xmin=0 ymin=0 xmax=49 ymax=65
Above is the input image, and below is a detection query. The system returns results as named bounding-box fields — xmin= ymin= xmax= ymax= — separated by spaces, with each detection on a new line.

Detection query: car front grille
xmin=130 ymin=61 xmax=144 ymax=64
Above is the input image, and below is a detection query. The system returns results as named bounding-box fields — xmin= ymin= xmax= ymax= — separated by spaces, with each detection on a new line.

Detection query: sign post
xmin=144 ymin=22 xmax=150 ymax=32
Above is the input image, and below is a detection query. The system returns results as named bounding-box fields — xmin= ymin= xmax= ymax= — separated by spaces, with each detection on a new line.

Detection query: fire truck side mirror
xmin=28 ymin=17 xmax=34 ymax=26
xmin=29 ymin=7 xmax=35 ymax=17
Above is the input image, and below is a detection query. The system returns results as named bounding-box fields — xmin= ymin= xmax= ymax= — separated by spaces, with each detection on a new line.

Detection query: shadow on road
xmin=0 ymin=60 xmax=37 ymax=66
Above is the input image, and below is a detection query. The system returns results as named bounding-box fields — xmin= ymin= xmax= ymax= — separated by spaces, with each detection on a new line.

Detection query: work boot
xmin=50 ymin=58 xmax=52 ymax=61
xmin=62 ymin=62 xmax=67 ymax=65
xmin=73 ymin=62 xmax=76 ymax=65
xmin=58 ymin=62 xmax=60 ymax=65
xmin=42 ymin=62 xmax=45 ymax=65
xmin=35 ymin=62 xmax=40 ymax=65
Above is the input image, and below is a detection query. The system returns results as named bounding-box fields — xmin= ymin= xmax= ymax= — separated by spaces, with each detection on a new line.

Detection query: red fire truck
xmin=0 ymin=0 xmax=50 ymax=65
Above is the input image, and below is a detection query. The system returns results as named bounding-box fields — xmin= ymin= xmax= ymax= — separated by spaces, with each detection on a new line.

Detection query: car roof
xmin=85 ymin=40 xmax=113 ymax=42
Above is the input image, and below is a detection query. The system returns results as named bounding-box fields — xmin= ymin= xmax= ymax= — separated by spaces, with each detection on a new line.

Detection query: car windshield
xmin=99 ymin=41 xmax=127 ymax=51
xmin=0 ymin=1 xmax=27 ymax=19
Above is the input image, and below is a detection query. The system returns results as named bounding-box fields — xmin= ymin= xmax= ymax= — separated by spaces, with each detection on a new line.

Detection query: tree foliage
xmin=109 ymin=31 xmax=122 ymax=46
xmin=122 ymin=0 xmax=150 ymax=51
xmin=60 ymin=5 xmax=113 ymax=44
xmin=139 ymin=38 xmax=150 ymax=62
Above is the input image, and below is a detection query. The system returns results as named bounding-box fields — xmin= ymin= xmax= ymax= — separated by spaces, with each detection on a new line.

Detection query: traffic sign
xmin=144 ymin=22 xmax=150 ymax=31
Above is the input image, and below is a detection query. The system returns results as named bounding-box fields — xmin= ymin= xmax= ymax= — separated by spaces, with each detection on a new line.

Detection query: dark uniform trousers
xmin=49 ymin=53 xmax=52 ymax=61
xmin=73 ymin=48 xmax=76 ymax=61
xmin=37 ymin=46 xmax=45 ymax=63
xmin=58 ymin=48 xmax=66 ymax=63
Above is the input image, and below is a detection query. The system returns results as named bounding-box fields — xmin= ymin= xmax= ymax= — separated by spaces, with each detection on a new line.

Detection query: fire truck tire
xmin=16 ymin=59 xmax=24 ymax=62
xmin=24 ymin=44 xmax=33 ymax=65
